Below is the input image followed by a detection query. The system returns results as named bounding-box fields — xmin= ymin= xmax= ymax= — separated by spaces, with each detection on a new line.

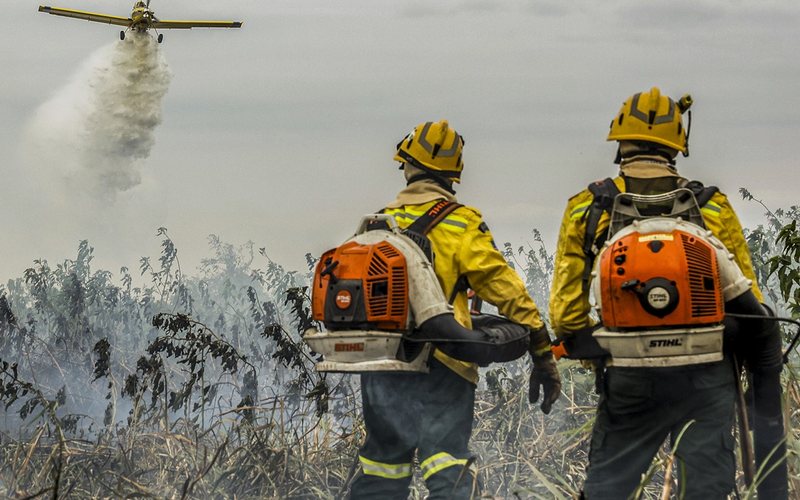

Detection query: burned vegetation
xmin=0 ymin=200 xmax=799 ymax=498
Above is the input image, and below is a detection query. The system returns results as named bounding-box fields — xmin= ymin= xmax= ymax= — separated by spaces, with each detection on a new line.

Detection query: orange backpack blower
xmin=305 ymin=202 xmax=531 ymax=373
xmin=589 ymin=189 xmax=751 ymax=367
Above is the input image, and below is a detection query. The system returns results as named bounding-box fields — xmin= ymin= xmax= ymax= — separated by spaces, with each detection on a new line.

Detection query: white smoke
xmin=23 ymin=33 xmax=171 ymax=199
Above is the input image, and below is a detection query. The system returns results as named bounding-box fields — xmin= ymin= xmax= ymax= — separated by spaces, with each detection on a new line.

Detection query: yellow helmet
xmin=607 ymin=87 xmax=693 ymax=155
xmin=394 ymin=120 xmax=465 ymax=183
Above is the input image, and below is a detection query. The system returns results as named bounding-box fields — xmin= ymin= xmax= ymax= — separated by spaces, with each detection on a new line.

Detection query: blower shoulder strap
xmin=402 ymin=200 xmax=465 ymax=304
xmin=404 ymin=200 xmax=462 ymax=267
xmin=367 ymin=200 xmax=463 ymax=266
xmin=581 ymin=178 xmax=620 ymax=290
xmin=366 ymin=201 xmax=463 ymax=234
xmin=406 ymin=200 xmax=463 ymax=236
xmin=579 ymin=177 xmax=719 ymax=291
xmin=684 ymin=179 xmax=719 ymax=207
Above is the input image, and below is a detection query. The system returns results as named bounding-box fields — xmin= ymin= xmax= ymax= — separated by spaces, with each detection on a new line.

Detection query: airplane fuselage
xmin=130 ymin=6 xmax=154 ymax=31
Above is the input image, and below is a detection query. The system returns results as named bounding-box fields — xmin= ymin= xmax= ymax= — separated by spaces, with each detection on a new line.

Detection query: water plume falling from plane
xmin=24 ymin=33 xmax=171 ymax=199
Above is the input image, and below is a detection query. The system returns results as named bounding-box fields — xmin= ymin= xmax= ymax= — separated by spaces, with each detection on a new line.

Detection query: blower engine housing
xmin=313 ymin=239 xmax=410 ymax=332
xmin=597 ymin=227 xmax=725 ymax=329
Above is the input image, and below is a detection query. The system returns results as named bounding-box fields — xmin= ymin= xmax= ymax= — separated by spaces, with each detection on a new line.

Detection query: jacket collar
xmin=385 ymin=179 xmax=458 ymax=209
xmin=619 ymin=156 xmax=683 ymax=179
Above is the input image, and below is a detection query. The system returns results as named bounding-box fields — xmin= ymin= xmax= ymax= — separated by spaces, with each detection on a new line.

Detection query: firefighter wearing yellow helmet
xmin=607 ymin=86 xmax=693 ymax=154
xmin=394 ymin=119 xmax=466 ymax=185
xmin=549 ymin=88 xmax=787 ymax=498
xmin=348 ymin=120 xmax=561 ymax=499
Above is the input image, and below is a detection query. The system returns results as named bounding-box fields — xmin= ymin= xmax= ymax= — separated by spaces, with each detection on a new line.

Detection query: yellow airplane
xmin=38 ymin=0 xmax=242 ymax=43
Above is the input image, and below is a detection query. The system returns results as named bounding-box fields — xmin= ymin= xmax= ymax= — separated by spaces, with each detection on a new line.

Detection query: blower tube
xmin=406 ymin=313 xmax=531 ymax=367
xmin=726 ymin=292 xmax=788 ymax=499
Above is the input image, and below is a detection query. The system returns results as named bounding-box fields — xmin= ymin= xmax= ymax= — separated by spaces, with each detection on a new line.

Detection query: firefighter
xmin=549 ymin=88 xmax=787 ymax=499
xmin=348 ymin=120 xmax=562 ymax=499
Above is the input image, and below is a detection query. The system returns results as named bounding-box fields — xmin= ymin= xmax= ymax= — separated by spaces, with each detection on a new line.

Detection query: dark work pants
xmin=583 ymin=359 xmax=736 ymax=500
xmin=348 ymin=358 xmax=478 ymax=500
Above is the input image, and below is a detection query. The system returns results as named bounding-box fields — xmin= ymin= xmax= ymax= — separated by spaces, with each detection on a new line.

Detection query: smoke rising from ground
xmin=23 ymin=33 xmax=171 ymax=199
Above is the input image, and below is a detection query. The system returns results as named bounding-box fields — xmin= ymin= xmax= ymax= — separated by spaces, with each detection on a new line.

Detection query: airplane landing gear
xmin=157 ymin=33 xmax=163 ymax=43
xmin=120 ymin=30 xmax=125 ymax=40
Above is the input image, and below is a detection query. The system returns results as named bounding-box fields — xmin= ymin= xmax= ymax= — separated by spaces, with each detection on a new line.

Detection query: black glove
xmin=529 ymin=351 xmax=561 ymax=414
xmin=551 ymin=325 xmax=608 ymax=361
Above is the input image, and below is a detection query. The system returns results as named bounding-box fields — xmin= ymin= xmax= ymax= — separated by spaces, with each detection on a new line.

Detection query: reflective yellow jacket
xmin=385 ymin=181 xmax=545 ymax=383
xmin=549 ymin=161 xmax=763 ymax=336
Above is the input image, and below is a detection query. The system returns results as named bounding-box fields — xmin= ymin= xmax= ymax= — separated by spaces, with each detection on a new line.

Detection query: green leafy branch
xmin=260 ymin=287 xmax=328 ymax=417
xmin=768 ymin=220 xmax=800 ymax=316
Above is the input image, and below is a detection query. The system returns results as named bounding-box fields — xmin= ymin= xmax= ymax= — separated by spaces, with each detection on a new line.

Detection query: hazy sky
xmin=2 ymin=0 xmax=798 ymax=284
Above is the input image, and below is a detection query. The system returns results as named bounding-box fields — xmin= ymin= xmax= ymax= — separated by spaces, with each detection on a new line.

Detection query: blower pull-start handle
xmin=319 ymin=259 xmax=339 ymax=284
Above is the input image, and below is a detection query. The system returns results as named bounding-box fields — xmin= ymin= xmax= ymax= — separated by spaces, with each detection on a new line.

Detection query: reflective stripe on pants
xmin=420 ymin=452 xmax=468 ymax=480
xmin=348 ymin=357 xmax=478 ymax=499
xmin=358 ymin=455 xmax=412 ymax=479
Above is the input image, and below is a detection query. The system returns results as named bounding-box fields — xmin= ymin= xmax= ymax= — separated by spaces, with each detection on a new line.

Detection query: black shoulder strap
xmin=406 ymin=200 xmax=463 ymax=236
xmin=684 ymin=180 xmax=719 ymax=207
xmin=404 ymin=200 xmax=461 ymax=265
xmin=401 ymin=200 xmax=465 ymax=303
xmin=581 ymin=178 xmax=621 ymax=291
xmin=368 ymin=201 xmax=463 ymax=235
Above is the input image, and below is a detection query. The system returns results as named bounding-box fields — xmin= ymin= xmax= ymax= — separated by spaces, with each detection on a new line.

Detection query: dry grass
xmin=4 ymin=358 xmax=796 ymax=499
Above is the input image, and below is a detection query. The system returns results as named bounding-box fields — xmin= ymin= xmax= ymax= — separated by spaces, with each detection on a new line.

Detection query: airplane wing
xmin=151 ymin=19 xmax=243 ymax=29
xmin=38 ymin=6 xmax=131 ymax=27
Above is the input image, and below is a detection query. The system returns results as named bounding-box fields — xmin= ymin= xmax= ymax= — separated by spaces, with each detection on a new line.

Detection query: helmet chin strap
xmin=614 ymin=146 xmax=623 ymax=165
xmin=401 ymin=158 xmax=457 ymax=194
xmin=406 ymin=172 xmax=456 ymax=194
xmin=682 ymin=110 xmax=691 ymax=157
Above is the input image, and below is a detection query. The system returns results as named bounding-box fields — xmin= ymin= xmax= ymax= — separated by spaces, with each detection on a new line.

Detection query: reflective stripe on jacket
xmin=549 ymin=170 xmax=763 ymax=336
xmin=386 ymin=185 xmax=544 ymax=383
